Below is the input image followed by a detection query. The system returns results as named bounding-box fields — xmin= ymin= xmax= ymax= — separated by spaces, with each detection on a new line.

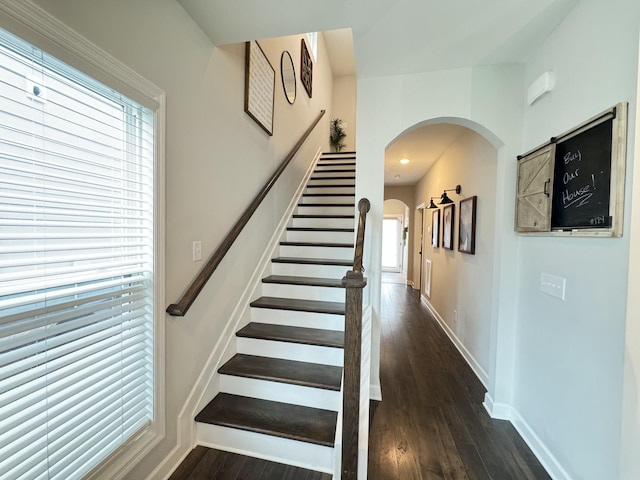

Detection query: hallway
xmin=367 ymin=283 xmax=550 ymax=479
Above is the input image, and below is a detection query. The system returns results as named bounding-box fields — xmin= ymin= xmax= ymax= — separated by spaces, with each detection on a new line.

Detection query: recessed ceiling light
xmin=399 ymin=158 xmax=410 ymax=164
xmin=394 ymin=175 xmax=400 ymax=179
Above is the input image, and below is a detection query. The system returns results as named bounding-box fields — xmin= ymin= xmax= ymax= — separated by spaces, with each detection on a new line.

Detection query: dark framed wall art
xmin=458 ymin=196 xmax=477 ymax=254
xmin=431 ymin=209 xmax=440 ymax=248
xmin=300 ymin=38 xmax=313 ymax=98
xmin=244 ymin=41 xmax=275 ymax=135
xmin=443 ymin=204 xmax=454 ymax=250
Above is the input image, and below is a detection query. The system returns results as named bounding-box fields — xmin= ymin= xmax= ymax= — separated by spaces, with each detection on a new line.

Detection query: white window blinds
xmin=0 ymin=27 xmax=155 ymax=479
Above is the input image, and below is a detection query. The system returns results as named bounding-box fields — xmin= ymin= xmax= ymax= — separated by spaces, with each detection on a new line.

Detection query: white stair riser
xmin=279 ymin=245 xmax=353 ymax=260
xmin=296 ymin=205 xmax=355 ymax=216
xmin=292 ymin=217 xmax=354 ymax=229
xmin=304 ymin=186 xmax=355 ymax=195
xmin=261 ymin=283 xmax=346 ymax=302
xmin=286 ymin=230 xmax=354 ymax=243
xmin=196 ymin=424 xmax=335 ymax=473
xmin=314 ymin=164 xmax=355 ymax=171
xmin=271 ymin=262 xmax=350 ymax=278
xmin=237 ymin=337 xmax=343 ymax=366
xmin=307 ymin=178 xmax=355 ymax=186
xmin=300 ymin=195 xmax=355 ymax=205
xmin=251 ymin=308 xmax=345 ymax=330
xmin=219 ymin=375 xmax=340 ymax=411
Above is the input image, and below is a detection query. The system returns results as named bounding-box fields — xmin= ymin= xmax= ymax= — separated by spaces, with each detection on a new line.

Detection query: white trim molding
xmin=421 ymin=295 xmax=489 ymax=388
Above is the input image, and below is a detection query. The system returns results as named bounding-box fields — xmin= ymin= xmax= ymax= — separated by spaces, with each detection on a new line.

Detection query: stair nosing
xmin=250 ymin=296 xmax=346 ymax=315
xmin=280 ymin=241 xmax=353 ymax=248
xmin=195 ymin=393 xmax=337 ymax=447
xmin=261 ymin=275 xmax=345 ymax=288
xmin=271 ymin=256 xmax=352 ymax=267
xmin=218 ymin=354 xmax=342 ymax=391
xmin=237 ymin=321 xmax=345 ymax=347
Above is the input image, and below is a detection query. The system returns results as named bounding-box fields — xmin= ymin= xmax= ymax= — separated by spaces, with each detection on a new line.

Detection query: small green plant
xmin=329 ymin=118 xmax=347 ymax=152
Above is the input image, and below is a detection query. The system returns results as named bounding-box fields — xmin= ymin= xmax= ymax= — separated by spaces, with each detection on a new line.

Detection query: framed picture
xmin=300 ymin=38 xmax=313 ymax=98
xmin=459 ymin=196 xmax=477 ymax=254
xmin=244 ymin=41 xmax=274 ymax=135
xmin=431 ymin=209 xmax=440 ymax=247
xmin=443 ymin=204 xmax=454 ymax=250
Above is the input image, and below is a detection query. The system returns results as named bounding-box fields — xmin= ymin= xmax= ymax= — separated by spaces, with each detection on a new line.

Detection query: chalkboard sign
xmin=514 ymin=102 xmax=627 ymax=237
xmin=551 ymin=118 xmax=613 ymax=229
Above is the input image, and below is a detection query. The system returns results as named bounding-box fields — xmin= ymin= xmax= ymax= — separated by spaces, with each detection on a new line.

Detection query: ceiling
xmin=176 ymin=0 xmax=579 ymax=184
xmin=384 ymin=124 xmax=469 ymax=186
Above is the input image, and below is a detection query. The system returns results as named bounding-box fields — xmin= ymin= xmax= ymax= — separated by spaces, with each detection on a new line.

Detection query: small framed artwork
xmin=431 ymin=209 xmax=440 ymax=247
xmin=443 ymin=204 xmax=455 ymax=250
xmin=459 ymin=196 xmax=477 ymax=254
xmin=300 ymin=38 xmax=313 ymax=98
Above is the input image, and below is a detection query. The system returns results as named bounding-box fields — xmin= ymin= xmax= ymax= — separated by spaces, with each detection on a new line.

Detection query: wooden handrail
xmin=341 ymin=197 xmax=370 ymax=480
xmin=167 ymin=110 xmax=326 ymax=317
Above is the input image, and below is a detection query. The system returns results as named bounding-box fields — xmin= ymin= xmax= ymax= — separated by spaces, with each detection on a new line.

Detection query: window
xmin=306 ymin=32 xmax=318 ymax=61
xmin=0 ymin=26 xmax=156 ymax=479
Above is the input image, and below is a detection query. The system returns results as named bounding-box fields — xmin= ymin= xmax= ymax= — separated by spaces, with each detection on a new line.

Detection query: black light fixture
xmin=439 ymin=185 xmax=461 ymax=205
xmin=426 ymin=196 xmax=439 ymax=209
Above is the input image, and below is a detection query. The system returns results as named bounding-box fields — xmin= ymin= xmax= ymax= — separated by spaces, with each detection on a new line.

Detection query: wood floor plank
xmin=368 ymin=284 xmax=551 ymax=480
xmin=168 ymin=446 xmax=209 ymax=479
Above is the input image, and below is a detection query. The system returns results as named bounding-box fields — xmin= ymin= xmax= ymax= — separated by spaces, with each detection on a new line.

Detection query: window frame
xmin=0 ymin=1 xmax=166 ymax=479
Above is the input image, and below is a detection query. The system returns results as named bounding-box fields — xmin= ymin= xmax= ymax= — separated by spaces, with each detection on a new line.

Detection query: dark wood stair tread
xmin=312 ymin=169 xmax=355 ymax=173
xmin=250 ymin=296 xmax=345 ymax=315
xmin=271 ymin=256 xmax=352 ymax=266
xmin=262 ymin=275 xmax=345 ymax=288
xmin=296 ymin=202 xmax=355 ymax=207
xmin=168 ymin=446 xmax=332 ymax=480
xmin=293 ymin=214 xmax=355 ymax=219
xmin=195 ymin=393 xmax=337 ymax=447
xmin=287 ymin=227 xmax=354 ymax=232
xmin=280 ymin=241 xmax=353 ymax=248
xmin=302 ymin=193 xmax=356 ymax=197
xmin=237 ymin=321 xmax=344 ymax=347
xmin=219 ymin=354 xmax=342 ymax=391
xmin=309 ymin=176 xmax=356 ymax=180
xmin=305 ymin=185 xmax=355 ymax=189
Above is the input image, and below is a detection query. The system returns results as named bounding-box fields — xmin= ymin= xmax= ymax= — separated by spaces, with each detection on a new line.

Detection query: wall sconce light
xmin=439 ymin=185 xmax=461 ymax=205
xmin=426 ymin=196 xmax=439 ymax=209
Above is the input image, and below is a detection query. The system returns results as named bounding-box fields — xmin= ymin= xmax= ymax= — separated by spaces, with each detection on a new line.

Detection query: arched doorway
xmin=383 ymin=122 xmax=499 ymax=385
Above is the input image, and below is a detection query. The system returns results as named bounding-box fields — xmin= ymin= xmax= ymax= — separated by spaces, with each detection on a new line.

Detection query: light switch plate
xmin=540 ymin=273 xmax=566 ymax=300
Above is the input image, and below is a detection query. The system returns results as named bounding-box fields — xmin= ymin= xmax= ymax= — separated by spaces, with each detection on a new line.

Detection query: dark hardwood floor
xmin=367 ymin=283 xmax=550 ymax=480
xmin=168 ymin=447 xmax=331 ymax=480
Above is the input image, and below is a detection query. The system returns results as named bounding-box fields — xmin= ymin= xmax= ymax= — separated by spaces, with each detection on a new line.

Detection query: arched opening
xmin=383 ymin=121 xmax=499 ymax=384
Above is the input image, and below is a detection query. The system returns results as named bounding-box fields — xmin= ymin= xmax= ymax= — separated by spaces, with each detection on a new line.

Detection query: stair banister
xmin=167 ymin=110 xmax=326 ymax=317
xmin=341 ymin=197 xmax=370 ymax=480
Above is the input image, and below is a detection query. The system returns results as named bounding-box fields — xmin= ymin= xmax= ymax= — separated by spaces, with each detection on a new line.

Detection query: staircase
xmin=193 ymin=152 xmax=357 ymax=475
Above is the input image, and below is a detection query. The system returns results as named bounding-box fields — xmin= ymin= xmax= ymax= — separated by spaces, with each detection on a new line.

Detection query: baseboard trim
xmin=482 ymin=394 xmax=571 ymax=480
xmin=420 ymin=295 xmax=489 ymax=388
xmin=482 ymin=392 xmax=511 ymax=420
xmin=511 ymin=408 xmax=572 ymax=480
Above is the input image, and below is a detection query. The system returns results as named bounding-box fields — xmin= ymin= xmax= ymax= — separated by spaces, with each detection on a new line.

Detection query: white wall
xmin=621 ymin=31 xmax=640 ymax=480
xmin=22 ymin=0 xmax=335 ymax=478
xmin=516 ymin=1 xmax=640 ymax=478
xmin=331 ymin=75 xmax=357 ymax=150
xmin=413 ymin=129 xmax=497 ymax=382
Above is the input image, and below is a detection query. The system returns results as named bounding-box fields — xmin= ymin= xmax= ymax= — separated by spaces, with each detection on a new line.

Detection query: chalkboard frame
xmin=515 ymin=102 xmax=628 ymax=237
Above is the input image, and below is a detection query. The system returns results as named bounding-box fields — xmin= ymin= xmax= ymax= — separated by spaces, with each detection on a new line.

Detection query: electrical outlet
xmin=192 ymin=241 xmax=202 ymax=262
xmin=540 ymin=273 xmax=566 ymax=300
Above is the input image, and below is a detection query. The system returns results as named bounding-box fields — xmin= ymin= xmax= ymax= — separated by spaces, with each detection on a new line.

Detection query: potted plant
xmin=329 ymin=118 xmax=347 ymax=152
